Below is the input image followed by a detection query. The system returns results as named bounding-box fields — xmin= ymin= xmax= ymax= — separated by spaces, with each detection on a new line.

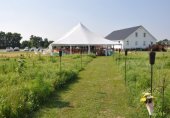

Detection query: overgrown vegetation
xmin=114 ymin=51 xmax=170 ymax=118
xmin=0 ymin=52 xmax=95 ymax=118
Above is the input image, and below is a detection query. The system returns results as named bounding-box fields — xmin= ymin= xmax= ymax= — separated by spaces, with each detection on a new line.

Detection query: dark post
xmin=118 ymin=48 xmax=121 ymax=61
xmin=80 ymin=47 xmax=82 ymax=69
xmin=125 ymin=49 xmax=128 ymax=56
xmin=59 ymin=50 xmax=62 ymax=73
xmin=151 ymin=65 xmax=153 ymax=95
xmin=149 ymin=51 xmax=156 ymax=95
xmin=162 ymin=78 xmax=165 ymax=118
xmin=125 ymin=49 xmax=128 ymax=85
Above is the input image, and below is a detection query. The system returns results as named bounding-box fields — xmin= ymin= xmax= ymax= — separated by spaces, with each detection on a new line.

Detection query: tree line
xmin=0 ymin=31 xmax=53 ymax=49
xmin=157 ymin=39 xmax=170 ymax=46
xmin=21 ymin=35 xmax=53 ymax=49
xmin=0 ymin=31 xmax=22 ymax=49
xmin=147 ymin=39 xmax=170 ymax=51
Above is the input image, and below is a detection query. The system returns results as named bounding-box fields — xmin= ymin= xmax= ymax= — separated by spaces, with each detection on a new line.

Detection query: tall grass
xmin=0 ymin=53 xmax=95 ymax=118
xmin=114 ymin=51 xmax=170 ymax=117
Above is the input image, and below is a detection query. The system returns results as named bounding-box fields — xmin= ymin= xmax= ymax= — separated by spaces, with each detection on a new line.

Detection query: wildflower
xmin=140 ymin=92 xmax=154 ymax=116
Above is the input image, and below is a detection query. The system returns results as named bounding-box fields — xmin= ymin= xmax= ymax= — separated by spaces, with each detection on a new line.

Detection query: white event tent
xmin=49 ymin=23 xmax=116 ymax=54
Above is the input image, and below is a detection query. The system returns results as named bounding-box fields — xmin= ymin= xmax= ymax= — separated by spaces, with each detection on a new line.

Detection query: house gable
xmin=124 ymin=26 xmax=157 ymax=49
xmin=105 ymin=26 xmax=141 ymax=41
xmin=105 ymin=25 xmax=157 ymax=49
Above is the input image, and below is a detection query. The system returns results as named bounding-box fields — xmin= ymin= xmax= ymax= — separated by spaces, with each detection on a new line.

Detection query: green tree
xmin=21 ymin=40 xmax=30 ymax=48
xmin=48 ymin=41 xmax=54 ymax=45
xmin=0 ymin=31 xmax=6 ymax=49
xmin=43 ymin=38 xmax=49 ymax=48
xmin=12 ymin=33 xmax=22 ymax=47
xmin=30 ymin=35 xmax=43 ymax=47
xmin=5 ymin=32 xmax=13 ymax=47
xmin=0 ymin=32 xmax=22 ymax=48
xmin=157 ymin=39 xmax=169 ymax=46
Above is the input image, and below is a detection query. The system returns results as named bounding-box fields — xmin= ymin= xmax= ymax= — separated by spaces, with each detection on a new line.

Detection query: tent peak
xmin=75 ymin=22 xmax=91 ymax=33
xmin=77 ymin=22 xmax=83 ymax=26
xmin=76 ymin=22 xmax=86 ymax=29
xmin=51 ymin=22 xmax=116 ymax=46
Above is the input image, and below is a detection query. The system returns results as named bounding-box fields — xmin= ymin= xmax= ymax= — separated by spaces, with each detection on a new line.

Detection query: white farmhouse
xmin=105 ymin=26 xmax=157 ymax=50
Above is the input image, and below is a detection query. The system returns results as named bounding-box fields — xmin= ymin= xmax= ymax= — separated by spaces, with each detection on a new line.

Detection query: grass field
xmin=34 ymin=51 xmax=170 ymax=118
xmin=34 ymin=56 xmax=133 ymax=118
xmin=0 ymin=52 xmax=95 ymax=118
xmin=117 ymin=51 xmax=170 ymax=118
xmin=0 ymin=51 xmax=170 ymax=118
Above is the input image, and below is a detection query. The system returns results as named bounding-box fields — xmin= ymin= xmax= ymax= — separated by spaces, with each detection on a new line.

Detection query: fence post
xmin=80 ymin=47 xmax=82 ymax=69
xmin=149 ymin=51 xmax=156 ymax=95
xmin=162 ymin=77 xmax=165 ymax=118
xmin=149 ymin=51 xmax=156 ymax=118
xmin=59 ymin=50 xmax=62 ymax=73
xmin=125 ymin=49 xmax=128 ymax=85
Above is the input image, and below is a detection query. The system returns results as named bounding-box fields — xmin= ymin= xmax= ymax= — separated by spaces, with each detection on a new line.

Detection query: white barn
xmin=105 ymin=26 xmax=157 ymax=50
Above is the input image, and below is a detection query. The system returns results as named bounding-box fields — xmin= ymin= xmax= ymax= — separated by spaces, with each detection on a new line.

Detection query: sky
xmin=0 ymin=0 xmax=170 ymax=42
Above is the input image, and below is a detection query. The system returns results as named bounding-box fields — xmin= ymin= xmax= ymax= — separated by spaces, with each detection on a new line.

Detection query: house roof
xmin=105 ymin=26 xmax=141 ymax=40
xmin=50 ymin=23 xmax=116 ymax=46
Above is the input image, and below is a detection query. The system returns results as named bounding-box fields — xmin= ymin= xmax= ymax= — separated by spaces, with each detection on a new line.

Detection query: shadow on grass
xmin=44 ymin=78 xmax=79 ymax=108
xmin=31 ymin=77 xmax=80 ymax=117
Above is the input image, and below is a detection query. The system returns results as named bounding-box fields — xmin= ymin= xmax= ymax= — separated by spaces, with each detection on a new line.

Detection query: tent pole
xmin=50 ymin=45 xmax=53 ymax=56
xmin=106 ymin=45 xmax=108 ymax=56
xmin=88 ymin=45 xmax=90 ymax=54
xmin=70 ymin=46 xmax=72 ymax=54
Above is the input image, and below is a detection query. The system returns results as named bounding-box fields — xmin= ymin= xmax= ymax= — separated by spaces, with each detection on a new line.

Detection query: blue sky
xmin=0 ymin=0 xmax=170 ymax=41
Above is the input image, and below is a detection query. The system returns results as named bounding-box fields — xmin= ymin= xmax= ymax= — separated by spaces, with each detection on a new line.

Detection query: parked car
xmin=24 ymin=47 xmax=29 ymax=51
xmin=14 ymin=47 xmax=20 ymax=51
xmin=6 ymin=47 xmax=14 ymax=52
xmin=37 ymin=47 xmax=43 ymax=52
xmin=30 ymin=47 xmax=37 ymax=51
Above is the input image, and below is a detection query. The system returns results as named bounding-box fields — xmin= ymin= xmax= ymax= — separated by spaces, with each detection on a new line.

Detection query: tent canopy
xmin=50 ymin=23 xmax=116 ymax=47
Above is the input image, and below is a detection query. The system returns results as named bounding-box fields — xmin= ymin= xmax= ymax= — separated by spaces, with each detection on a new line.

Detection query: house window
xmin=126 ymin=41 xmax=129 ymax=45
xmin=135 ymin=32 xmax=138 ymax=37
xmin=143 ymin=41 xmax=146 ymax=46
xmin=144 ymin=33 xmax=146 ymax=37
xmin=135 ymin=41 xmax=138 ymax=45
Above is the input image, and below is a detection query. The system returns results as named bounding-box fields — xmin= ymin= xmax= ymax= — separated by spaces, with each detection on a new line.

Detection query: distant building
xmin=105 ymin=26 xmax=157 ymax=50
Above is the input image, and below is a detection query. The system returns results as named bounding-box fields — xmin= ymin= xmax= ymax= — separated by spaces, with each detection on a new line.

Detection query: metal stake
xmin=124 ymin=49 xmax=128 ymax=85
xmin=60 ymin=56 xmax=61 ymax=73
xmin=81 ymin=48 xmax=82 ymax=69
xmin=151 ymin=64 xmax=153 ymax=95
xmin=125 ymin=56 xmax=127 ymax=85
xmin=162 ymin=78 xmax=165 ymax=118
xmin=149 ymin=51 xmax=156 ymax=118
xmin=119 ymin=49 xmax=120 ymax=62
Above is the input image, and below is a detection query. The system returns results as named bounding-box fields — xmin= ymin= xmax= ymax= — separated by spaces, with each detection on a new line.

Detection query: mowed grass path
xmin=34 ymin=56 xmax=133 ymax=118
